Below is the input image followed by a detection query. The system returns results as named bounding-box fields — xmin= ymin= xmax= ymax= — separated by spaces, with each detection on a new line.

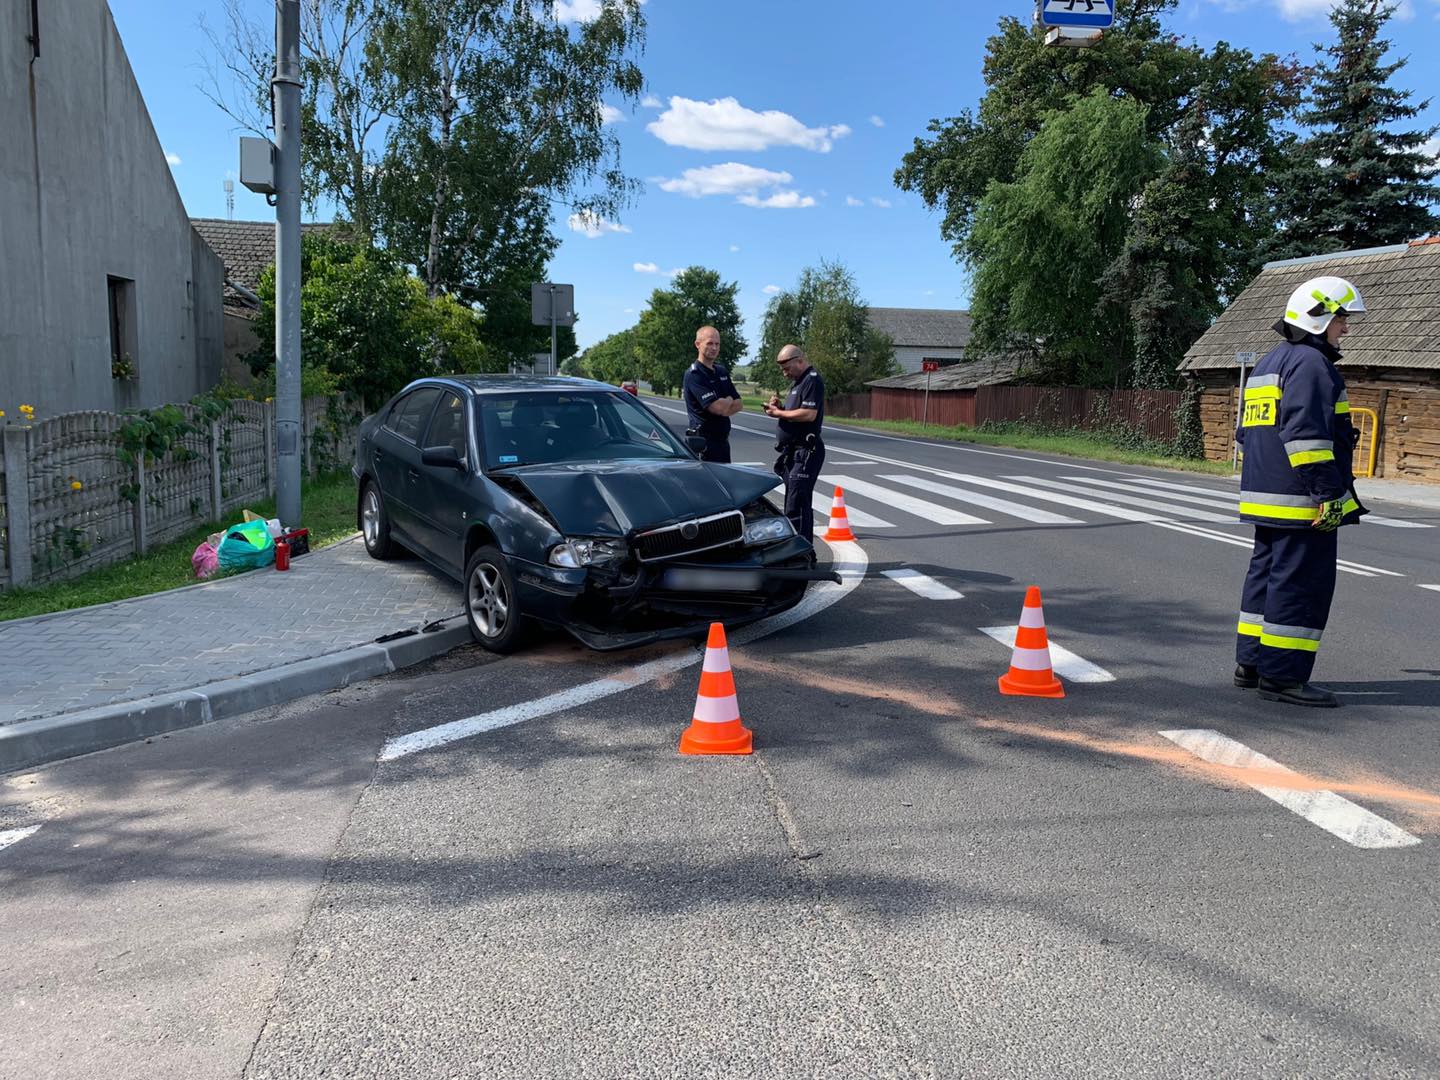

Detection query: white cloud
xmin=870 ymin=196 xmax=892 ymax=208
xmin=869 ymin=115 xmax=885 ymax=128
xmin=845 ymin=195 xmax=864 ymax=207
xmin=647 ymin=96 xmax=851 ymax=152
xmin=554 ymin=0 xmax=603 ymax=21
xmin=165 ymin=151 xmax=182 ymax=166
xmin=567 ymin=210 xmax=631 ymax=238
xmin=1223 ymin=0 xmax=1417 ymax=19
xmin=633 ymin=262 xmax=681 ymax=276
xmin=762 ymin=284 xmax=781 ymax=296
xmin=729 ymin=244 xmax=740 ymax=252
xmin=738 ymin=190 xmax=816 ymax=209
xmin=599 ymin=103 xmax=625 ymax=125
xmin=623 ymin=307 xmax=634 ymax=314
xmin=1421 ymin=137 xmax=1440 ymax=162
xmin=657 ymin=162 xmax=793 ymax=197
xmin=641 ymin=94 xmax=663 ymax=109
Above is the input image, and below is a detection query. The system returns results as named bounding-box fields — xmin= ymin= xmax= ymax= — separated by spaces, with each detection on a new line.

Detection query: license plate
xmin=662 ymin=568 xmax=763 ymax=592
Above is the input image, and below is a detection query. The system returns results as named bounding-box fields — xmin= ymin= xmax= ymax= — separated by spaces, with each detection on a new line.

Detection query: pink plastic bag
xmin=192 ymin=540 xmax=220 ymax=579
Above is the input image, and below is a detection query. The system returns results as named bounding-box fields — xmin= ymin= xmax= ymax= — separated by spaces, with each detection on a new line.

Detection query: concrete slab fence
xmin=0 ymin=397 xmax=362 ymax=591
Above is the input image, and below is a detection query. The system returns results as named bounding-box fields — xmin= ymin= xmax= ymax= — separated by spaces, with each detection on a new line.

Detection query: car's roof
xmin=415 ymin=375 xmax=619 ymax=396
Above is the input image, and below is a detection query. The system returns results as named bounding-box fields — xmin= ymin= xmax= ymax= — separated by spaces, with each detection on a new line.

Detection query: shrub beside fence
xmin=0 ymin=397 xmax=362 ymax=591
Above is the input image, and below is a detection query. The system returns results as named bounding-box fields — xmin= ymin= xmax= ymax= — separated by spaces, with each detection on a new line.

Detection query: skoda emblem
xmin=680 ymin=520 xmax=700 ymax=541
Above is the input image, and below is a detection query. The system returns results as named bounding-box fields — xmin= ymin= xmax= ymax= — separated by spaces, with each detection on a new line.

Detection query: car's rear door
xmin=374 ymin=386 xmax=441 ymax=546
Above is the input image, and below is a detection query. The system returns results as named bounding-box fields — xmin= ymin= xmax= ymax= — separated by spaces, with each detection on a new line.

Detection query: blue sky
xmin=112 ymin=0 xmax=1440 ymax=358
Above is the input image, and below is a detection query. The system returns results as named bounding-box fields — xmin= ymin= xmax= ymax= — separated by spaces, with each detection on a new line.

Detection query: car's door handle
xmin=407 ymin=468 xmax=421 ymax=481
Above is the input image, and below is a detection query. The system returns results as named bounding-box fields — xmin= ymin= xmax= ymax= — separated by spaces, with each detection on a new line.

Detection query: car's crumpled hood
xmin=512 ymin=460 xmax=779 ymax=537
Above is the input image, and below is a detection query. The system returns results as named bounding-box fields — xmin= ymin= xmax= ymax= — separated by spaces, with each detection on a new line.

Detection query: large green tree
xmin=1270 ymin=0 xmax=1439 ymax=259
xmin=204 ymin=0 xmax=643 ymax=338
xmin=895 ymin=1 xmax=1304 ymax=387
xmin=579 ymin=327 xmax=640 ymax=385
xmin=632 ymin=268 xmax=747 ymax=396
xmin=758 ymin=262 xmax=898 ymax=395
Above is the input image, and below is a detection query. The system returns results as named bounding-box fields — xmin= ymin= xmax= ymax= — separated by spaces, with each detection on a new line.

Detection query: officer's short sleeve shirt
xmin=682 ymin=362 xmax=740 ymax=438
xmin=777 ymin=367 xmax=825 ymax=447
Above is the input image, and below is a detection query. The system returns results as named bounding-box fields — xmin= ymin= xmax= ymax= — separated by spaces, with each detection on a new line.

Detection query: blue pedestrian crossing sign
xmin=1039 ymin=0 xmax=1115 ymax=28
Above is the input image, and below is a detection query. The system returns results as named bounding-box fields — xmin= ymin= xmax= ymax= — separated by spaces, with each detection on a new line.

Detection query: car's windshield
xmin=478 ymin=391 xmax=690 ymax=469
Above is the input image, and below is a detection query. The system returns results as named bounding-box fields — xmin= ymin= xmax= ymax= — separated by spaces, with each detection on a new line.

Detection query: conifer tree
xmin=1271 ymin=0 xmax=1438 ymax=259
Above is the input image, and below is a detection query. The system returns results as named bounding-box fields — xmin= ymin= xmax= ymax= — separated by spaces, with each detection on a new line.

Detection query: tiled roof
xmin=866 ymin=307 xmax=973 ymax=350
xmin=191 ymin=217 xmax=334 ymax=311
xmin=867 ymin=353 xmax=1024 ymax=390
xmin=1179 ymin=240 xmax=1440 ymax=372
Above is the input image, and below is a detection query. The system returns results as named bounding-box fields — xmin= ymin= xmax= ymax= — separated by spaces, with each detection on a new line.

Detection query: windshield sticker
xmin=499 ymin=454 xmax=519 ymax=463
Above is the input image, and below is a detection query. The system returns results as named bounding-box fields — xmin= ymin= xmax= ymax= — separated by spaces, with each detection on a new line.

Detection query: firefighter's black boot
xmin=1234 ymin=664 xmax=1259 ymax=689
xmin=1257 ymin=677 xmax=1339 ymax=708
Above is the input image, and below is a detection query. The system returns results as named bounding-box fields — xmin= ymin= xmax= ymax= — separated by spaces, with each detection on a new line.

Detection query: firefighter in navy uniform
xmin=765 ymin=344 xmax=825 ymax=543
xmin=1233 ymin=275 xmax=1368 ymax=708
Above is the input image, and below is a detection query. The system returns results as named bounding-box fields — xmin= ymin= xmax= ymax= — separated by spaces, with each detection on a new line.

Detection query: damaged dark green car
xmin=354 ymin=376 xmax=837 ymax=652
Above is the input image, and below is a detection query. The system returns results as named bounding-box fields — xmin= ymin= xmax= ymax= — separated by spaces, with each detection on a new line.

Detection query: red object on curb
xmin=275 ymin=540 xmax=291 ymax=571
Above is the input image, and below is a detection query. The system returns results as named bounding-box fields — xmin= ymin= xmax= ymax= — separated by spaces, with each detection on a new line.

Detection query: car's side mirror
xmin=421 ymin=445 xmax=466 ymax=470
xmin=685 ymin=435 xmax=708 ymax=455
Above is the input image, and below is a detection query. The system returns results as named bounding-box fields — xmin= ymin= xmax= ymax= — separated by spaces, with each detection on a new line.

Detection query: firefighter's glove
xmin=1312 ymin=499 xmax=1345 ymax=532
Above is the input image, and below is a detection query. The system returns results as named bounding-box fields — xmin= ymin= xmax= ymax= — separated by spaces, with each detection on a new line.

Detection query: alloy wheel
xmin=469 ymin=562 xmax=510 ymax=638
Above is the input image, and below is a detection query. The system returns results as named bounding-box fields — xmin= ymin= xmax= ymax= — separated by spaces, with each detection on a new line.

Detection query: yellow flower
xmin=19 ymin=404 xmax=34 ymax=414
xmin=71 ymin=480 xmax=84 ymax=492
xmin=0 ymin=409 xmax=6 ymax=418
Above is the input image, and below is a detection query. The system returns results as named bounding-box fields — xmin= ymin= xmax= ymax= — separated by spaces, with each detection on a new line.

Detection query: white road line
xmin=380 ymin=540 xmax=870 ymax=760
xmin=813 ymin=495 xmax=896 ymax=529
xmin=824 ymin=475 xmax=991 ymax=526
xmin=1006 ymin=475 xmax=1236 ymax=523
xmin=879 ymin=474 xmax=1084 ymax=525
xmin=1336 ymin=559 xmax=1404 ymax=578
xmin=1158 ymin=729 xmax=1422 ymax=850
xmin=882 ymin=568 xmax=963 ymax=600
xmin=0 ymin=824 xmax=41 ymax=852
xmin=978 ymin=626 xmax=1115 ymax=683
xmin=1117 ymin=475 xmax=1433 ymax=530
xmin=1059 ymin=474 xmax=1244 ymax=513
xmin=1149 ymin=521 xmax=1381 ymax=576
xmin=1420 ymin=585 xmax=1440 ymax=593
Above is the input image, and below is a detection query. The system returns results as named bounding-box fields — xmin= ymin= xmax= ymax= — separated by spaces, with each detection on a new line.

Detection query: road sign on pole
xmin=1038 ymin=0 xmax=1115 ymax=28
xmin=531 ymin=283 xmax=574 ymax=380
xmin=922 ymin=360 xmax=941 ymax=373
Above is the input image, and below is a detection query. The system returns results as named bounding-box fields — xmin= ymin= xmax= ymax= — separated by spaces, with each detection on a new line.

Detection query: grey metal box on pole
xmin=531 ymin=283 xmax=575 ymax=378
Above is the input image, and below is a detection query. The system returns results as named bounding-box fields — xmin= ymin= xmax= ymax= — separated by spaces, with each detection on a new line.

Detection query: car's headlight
xmin=743 ymin=516 xmax=794 ymax=545
xmin=547 ymin=538 xmax=627 ymax=567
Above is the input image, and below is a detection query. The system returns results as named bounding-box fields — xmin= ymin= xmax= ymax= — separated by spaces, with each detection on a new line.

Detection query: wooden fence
xmin=0 ymin=397 xmax=362 ymax=591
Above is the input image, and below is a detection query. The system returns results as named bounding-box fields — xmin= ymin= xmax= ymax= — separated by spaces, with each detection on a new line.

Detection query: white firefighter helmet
xmin=1283 ymin=276 xmax=1366 ymax=335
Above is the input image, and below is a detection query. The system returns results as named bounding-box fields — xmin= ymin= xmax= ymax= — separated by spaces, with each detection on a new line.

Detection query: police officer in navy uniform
xmin=765 ymin=344 xmax=825 ymax=543
xmin=681 ymin=325 xmax=742 ymax=463
xmin=1233 ymin=275 xmax=1369 ymax=708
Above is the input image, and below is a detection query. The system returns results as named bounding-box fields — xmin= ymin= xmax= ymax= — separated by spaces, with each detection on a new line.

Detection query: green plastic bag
xmin=217 ymin=520 xmax=276 ymax=572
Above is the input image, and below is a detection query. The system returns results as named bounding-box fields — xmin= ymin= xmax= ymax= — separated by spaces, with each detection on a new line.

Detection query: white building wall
xmin=892 ymin=345 xmax=967 ymax=375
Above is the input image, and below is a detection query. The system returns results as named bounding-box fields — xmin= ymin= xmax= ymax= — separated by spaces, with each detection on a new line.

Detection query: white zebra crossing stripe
xmin=882 ymin=568 xmax=963 ymax=600
xmin=824 ymin=475 xmax=991 ymax=526
xmin=879 ymin=474 xmax=1084 ymax=525
xmin=1158 ymin=729 xmax=1422 ymax=850
xmin=813 ymin=496 xmax=895 ymax=529
xmin=0 ymin=824 xmax=41 ymax=853
xmin=1420 ymin=585 xmax=1440 ymax=593
xmin=931 ymin=473 xmax=1163 ymax=522
xmin=979 ymin=626 xmax=1115 ymax=682
xmin=1006 ymin=475 xmax=1236 ymax=523
xmin=1059 ymin=475 xmax=1246 ymax=514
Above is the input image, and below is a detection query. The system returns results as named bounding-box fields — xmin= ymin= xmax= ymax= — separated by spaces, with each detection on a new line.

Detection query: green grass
xmin=0 ymin=472 xmax=360 ymax=623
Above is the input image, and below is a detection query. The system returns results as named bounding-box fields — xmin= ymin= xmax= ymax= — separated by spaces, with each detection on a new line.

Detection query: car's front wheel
xmin=465 ymin=546 xmax=525 ymax=653
xmin=359 ymin=481 xmax=395 ymax=560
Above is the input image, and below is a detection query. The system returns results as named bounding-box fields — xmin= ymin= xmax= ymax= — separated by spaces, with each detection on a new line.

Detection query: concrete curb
xmin=0 ymin=617 xmax=472 ymax=773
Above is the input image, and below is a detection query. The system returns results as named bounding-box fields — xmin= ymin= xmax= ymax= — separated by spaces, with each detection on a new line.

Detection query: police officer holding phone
xmin=765 ymin=344 xmax=825 ymax=543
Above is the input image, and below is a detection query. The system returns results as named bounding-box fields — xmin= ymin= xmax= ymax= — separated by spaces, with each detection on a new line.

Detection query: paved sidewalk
xmin=0 ymin=536 xmax=467 ymax=768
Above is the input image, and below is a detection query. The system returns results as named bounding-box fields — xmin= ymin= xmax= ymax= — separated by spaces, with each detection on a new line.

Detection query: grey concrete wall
xmin=893 ymin=346 xmax=967 ymax=375
xmin=0 ymin=0 xmax=223 ymax=416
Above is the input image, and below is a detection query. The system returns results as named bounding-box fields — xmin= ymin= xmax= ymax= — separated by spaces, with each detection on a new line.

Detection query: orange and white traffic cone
xmin=679 ymin=623 xmax=754 ymax=755
xmin=822 ymin=486 xmax=856 ymax=542
xmin=997 ymin=586 xmax=1065 ymax=699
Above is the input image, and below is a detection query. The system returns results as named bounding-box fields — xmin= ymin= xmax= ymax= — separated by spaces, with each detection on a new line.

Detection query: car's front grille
xmin=632 ymin=510 xmax=744 ymax=562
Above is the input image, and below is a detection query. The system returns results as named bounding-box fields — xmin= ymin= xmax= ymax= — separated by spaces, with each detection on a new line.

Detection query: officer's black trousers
xmin=1236 ymin=525 xmax=1338 ymax=684
xmin=778 ymin=444 xmax=825 ymax=543
xmin=699 ymin=440 xmax=731 ymax=464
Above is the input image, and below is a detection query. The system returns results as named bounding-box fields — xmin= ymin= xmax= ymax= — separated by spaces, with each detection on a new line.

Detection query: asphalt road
xmin=3 ymin=413 xmax=1438 ymax=1079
